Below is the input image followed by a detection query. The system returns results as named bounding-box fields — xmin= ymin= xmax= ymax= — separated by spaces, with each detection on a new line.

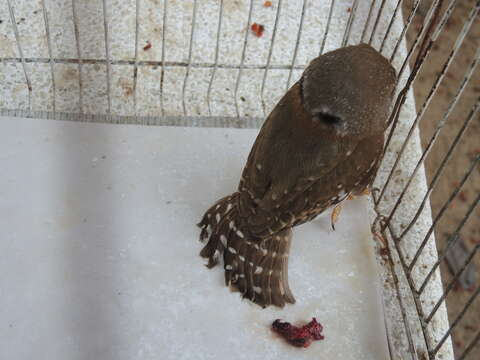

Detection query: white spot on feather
xmin=253 ymin=286 xmax=262 ymax=294
xmin=228 ymin=247 xmax=237 ymax=254
xmin=236 ymin=230 xmax=244 ymax=238
xmin=215 ymin=213 xmax=221 ymax=223
xmin=220 ymin=235 xmax=227 ymax=247
xmin=225 ymin=265 xmax=233 ymax=270
xmin=239 ymin=255 xmax=245 ymax=262
xmin=226 ymin=203 xmax=232 ymax=213
xmin=254 ymin=266 xmax=263 ymax=274
xmin=256 ymin=163 xmax=262 ymax=170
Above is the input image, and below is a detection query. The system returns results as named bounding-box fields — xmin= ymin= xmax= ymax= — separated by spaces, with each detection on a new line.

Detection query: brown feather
xmin=198 ymin=44 xmax=397 ymax=308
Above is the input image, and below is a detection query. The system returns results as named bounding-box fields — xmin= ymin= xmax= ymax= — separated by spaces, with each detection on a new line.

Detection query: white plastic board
xmin=0 ymin=116 xmax=388 ymax=360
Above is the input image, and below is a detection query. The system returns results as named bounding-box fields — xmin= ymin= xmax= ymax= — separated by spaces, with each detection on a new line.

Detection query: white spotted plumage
xmin=198 ymin=44 xmax=396 ymax=308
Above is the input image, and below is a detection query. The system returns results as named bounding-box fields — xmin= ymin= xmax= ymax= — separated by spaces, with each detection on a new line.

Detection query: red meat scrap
xmin=271 ymin=318 xmax=324 ymax=348
xmin=251 ymin=23 xmax=265 ymax=37
xmin=143 ymin=41 xmax=152 ymax=51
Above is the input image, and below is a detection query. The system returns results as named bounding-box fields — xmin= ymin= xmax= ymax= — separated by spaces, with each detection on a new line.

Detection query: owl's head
xmin=301 ymin=44 xmax=397 ymax=138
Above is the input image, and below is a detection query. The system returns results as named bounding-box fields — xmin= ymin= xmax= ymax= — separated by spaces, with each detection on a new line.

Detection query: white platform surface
xmin=0 ymin=116 xmax=388 ymax=360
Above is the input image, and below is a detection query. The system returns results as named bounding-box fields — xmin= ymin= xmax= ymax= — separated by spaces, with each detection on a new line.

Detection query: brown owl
xmin=198 ymin=44 xmax=397 ymax=308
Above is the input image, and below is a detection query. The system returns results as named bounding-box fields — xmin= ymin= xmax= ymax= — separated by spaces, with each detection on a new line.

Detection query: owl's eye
xmin=313 ymin=112 xmax=342 ymax=125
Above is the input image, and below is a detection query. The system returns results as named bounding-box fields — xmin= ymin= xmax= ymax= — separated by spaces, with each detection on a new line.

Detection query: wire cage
xmin=0 ymin=0 xmax=479 ymax=359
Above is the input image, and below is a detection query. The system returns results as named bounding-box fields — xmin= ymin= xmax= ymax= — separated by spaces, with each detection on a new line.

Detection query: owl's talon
xmin=361 ymin=188 xmax=371 ymax=196
xmin=331 ymin=204 xmax=342 ymax=231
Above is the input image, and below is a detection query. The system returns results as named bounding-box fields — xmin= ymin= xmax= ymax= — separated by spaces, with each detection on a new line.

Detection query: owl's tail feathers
xmin=198 ymin=194 xmax=238 ymax=268
xmin=198 ymin=198 xmax=295 ymax=308
xmin=249 ymin=229 xmax=296 ymax=308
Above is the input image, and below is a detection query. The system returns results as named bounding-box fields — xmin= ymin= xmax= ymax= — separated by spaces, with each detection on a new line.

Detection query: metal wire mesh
xmin=0 ymin=0 xmax=479 ymax=359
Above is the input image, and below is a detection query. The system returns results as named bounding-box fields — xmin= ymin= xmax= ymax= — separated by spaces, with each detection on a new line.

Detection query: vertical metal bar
xmin=71 ymin=0 xmax=83 ymax=113
xmin=386 ymin=0 xmax=421 ymax=62
xmin=457 ymin=330 xmax=480 ymax=360
xmin=207 ymin=0 xmax=224 ymax=116
xmin=419 ymin=193 xmax=480 ymax=295
xmin=160 ymin=0 xmax=168 ymax=116
xmin=379 ymin=0 xmax=402 ymax=53
xmin=395 ymin=0 xmax=460 ymax=73
xmin=394 ymin=0 xmax=439 ymax=73
xmin=375 ymin=223 xmax=420 ymax=360
xmin=102 ymin=0 xmax=112 ymax=115
xmin=132 ymin=0 xmax=140 ymax=117
xmin=260 ymin=0 xmax=282 ymax=115
xmin=341 ymin=0 xmax=359 ymax=47
xmin=368 ymin=0 xmax=387 ymax=45
xmin=377 ymin=11 xmax=479 ymax=211
xmin=376 ymin=1 xmax=444 ymax=192
xmin=319 ymin=0 xmax=335 ymax=55
xmin=182 ymin=0 xmax=198 ymax=117
xmin=398 ymin=98 xmax=480 ymax=242
xmin=360 ymin=0 xmax=378 ymax=43
xmin=426 ymin=243 xmax=479 ymax=324
xmin=388 ymin=47 xmax=480 ymax=243
xmin=40 ymin=0 xmax=56 ymax=112
xmin=430 ymin=285 xmax=480 ymax=357
xmin=6 ymin=0 xmax=32 ymax=110
xmin=408 ymin=155 xmax=480 ymax=275
xmin=430 ymin=0 xmax=459 ymax=39
xmin=286 ymin=0 xmax=307 ymax=91
xmin=233 ymin=0 xmax=254 ymax=118
xmin=384 ymin=220 xmax=433 ymax=355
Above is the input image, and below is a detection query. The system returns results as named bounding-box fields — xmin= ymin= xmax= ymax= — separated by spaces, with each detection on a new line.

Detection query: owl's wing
xmin=239 ymin=81 xmax=355 ymax=236
xmin=240 ymin=82 xmax=342 ymax=196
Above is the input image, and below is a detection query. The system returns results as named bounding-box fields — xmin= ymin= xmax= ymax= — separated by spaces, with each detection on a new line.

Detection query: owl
xmin=198 ymin=44 xmax=397 ymax=308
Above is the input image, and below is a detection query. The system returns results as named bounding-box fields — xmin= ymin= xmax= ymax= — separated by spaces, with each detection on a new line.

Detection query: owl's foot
xmin=331 ymin=188 xmax=371 ymax=230
xmin=331 ymin=204 xmax=342 ymax=230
